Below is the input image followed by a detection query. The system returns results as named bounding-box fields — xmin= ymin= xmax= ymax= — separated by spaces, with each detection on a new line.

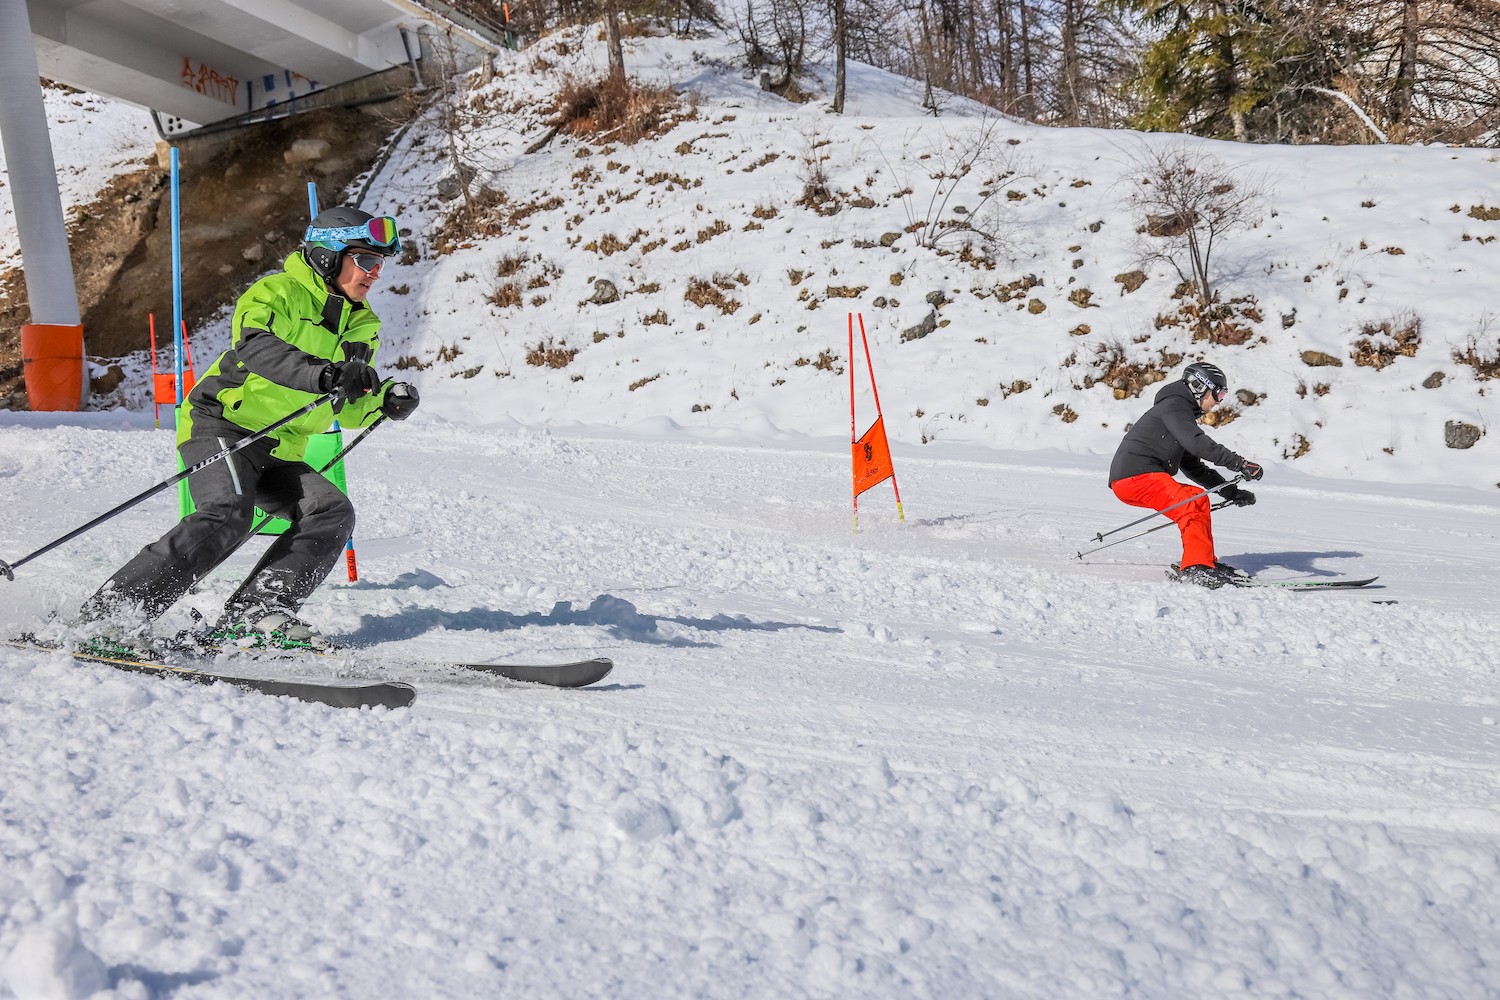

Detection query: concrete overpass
xmin=1 ymin=0 xmax=504 ymax=408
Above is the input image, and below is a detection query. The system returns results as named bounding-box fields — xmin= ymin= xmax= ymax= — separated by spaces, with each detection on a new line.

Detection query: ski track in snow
xmin=2 ymin=418 xmax=1498 ymax=999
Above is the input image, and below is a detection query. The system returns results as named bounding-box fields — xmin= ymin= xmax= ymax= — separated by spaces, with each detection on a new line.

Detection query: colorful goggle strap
xmin=304 ymin=216 xmax=400 ymax=249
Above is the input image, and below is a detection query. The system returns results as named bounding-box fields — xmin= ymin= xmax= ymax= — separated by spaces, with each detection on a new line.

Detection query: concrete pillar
xmin=0 ymin=0 xmax=86 ymax=409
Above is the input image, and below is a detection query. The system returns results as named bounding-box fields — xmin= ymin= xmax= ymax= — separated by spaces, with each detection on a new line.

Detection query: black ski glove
xmin=1222 ymin=485 xmax=1256 ymax=507
xmin=381 ymin=381 xmax=420 ymax=420
xmin=1240 ymin=460 xmax=1264 ymax=481
xmin=321 ymin=358 xmax=377 ymax=404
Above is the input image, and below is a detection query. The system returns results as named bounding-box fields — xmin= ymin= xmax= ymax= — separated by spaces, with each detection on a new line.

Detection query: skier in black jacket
xmin=1108 ymin=362 xmax=1264 ymax=588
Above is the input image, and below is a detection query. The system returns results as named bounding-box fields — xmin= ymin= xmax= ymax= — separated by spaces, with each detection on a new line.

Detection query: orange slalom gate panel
xmin=152 ymin=370 xmax=196 ymax=404
xmin=20 ymin=323 xmax=86 ymax=411
xmin=853 ymin=415 xmax=896 ymax=497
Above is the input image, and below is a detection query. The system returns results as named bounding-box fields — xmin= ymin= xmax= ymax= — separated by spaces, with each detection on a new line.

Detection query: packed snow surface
xmin=3 ymin=21 xmax=1499 ymax=1000
xmin=1 ymin=414 xmax=1497 ymax=998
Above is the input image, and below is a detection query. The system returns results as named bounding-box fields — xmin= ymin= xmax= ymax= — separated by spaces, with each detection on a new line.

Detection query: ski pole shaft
xmin=1086 ymin=475 xmax=1244 ymax=544
xmin=1076 ymin=500 xmax=1234 ymax=559
xmin=243 ymin=416 xmax=386 ymax=537
xmin=0 ymin=393 xmax=336 ymax=581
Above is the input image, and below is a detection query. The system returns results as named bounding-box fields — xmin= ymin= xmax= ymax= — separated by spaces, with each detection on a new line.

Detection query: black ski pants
xmin=84 ymin=414 xmax=354 ymax=622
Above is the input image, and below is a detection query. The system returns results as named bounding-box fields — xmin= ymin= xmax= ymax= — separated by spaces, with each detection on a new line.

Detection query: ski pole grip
xmin=0 ymin=559 xmax=13 ymax=582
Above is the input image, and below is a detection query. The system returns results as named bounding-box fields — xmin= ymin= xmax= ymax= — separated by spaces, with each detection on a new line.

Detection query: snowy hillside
xmin=0 ymin=86 xmax=156 ymax=272
xmin=362 ymin=27 xmax=1497 ymax=492
xmin=10 ymin=28 xmax=1500 ymax=490
xmin=2 ymin=22 xmax=1499 ymax=1000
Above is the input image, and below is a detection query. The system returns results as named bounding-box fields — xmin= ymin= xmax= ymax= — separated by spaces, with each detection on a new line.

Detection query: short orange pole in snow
xmin=849 ymin=312 xmax=904 ymax=532
xmin=20 ymin=323 xmax=86 ymax=411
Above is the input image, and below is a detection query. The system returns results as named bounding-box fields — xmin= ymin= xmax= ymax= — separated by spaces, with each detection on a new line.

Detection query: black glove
xmin=321 ymin=358 xmax=377 ymax=404
xmin=381 ymin=381 xmax=420 ymax=421
xmin=1240 ymin=460 xmax=1264 ymax=481
xmin=1222 ymin=485 xmax=1256 ymax=507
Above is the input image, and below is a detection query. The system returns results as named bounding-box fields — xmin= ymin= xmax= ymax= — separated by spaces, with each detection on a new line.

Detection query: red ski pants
xmin=1111 ymin=473 xmax=1216 ymax=569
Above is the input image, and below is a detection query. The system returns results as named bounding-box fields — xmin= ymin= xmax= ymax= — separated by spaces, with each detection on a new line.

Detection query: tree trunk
xmin=605 ymin=5 xmax=627 ymax=86
xmin=1389 ymin=0 xmax=1420 ymax=129
xmin=995 ymin=0 xmax=1018 ymax=115
xmin=1060 ymin=0 xmax=1082 ymax=125
xmin=832 ymin=0 xmax=847 ymax=113
xmin=1018 ymin=0 xmax=1035 ymax=119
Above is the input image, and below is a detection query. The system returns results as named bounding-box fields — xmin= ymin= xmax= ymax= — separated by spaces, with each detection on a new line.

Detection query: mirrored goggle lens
xmin=365 ymin=217 xmax=398 ymax=246
xmin=1213 ymin=387 xmax=1228 ymax=401
xmin=350 ymin=252 xmax=388 ymax=273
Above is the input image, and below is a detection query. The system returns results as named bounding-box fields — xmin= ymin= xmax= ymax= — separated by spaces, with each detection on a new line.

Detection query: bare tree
xmin=878 ymin=118 xmax=1031 ymax=253
xmin=1123 ymin=141 xmax=1268 ymax=317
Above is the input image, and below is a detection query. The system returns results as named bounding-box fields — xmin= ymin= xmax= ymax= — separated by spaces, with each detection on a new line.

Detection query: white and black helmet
xmin=1183 ymin=361 xmax=1228 ymax=399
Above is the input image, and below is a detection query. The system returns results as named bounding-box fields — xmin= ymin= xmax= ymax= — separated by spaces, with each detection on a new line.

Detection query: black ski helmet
xmin=1183 ymin=361 xmax=1228 ymax=399
xmin=302 ymin=206 xmax=401 ymax=279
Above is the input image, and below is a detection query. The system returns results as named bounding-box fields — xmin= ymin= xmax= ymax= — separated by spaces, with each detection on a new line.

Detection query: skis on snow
xmin=7 ymin=637 xmax=613 ymax=710
xmin=1163 ymin=566 xmax=1380 ymax=591
xmin=1226 ymin=576 xmax=1379 ymax=591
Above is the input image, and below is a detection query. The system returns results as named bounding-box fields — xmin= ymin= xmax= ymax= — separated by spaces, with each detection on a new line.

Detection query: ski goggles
xmin=304 ymin=216 xmax=401 ymax=250
xmin=1211 ymin=386 xmax=1228 ymax=402
xmin=349 ymin=252 xmax=390 ymax=273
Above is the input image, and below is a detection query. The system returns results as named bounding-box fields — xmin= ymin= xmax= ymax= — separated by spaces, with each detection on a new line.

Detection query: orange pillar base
xmin=20 ymin=323 xmax=86 ymax=411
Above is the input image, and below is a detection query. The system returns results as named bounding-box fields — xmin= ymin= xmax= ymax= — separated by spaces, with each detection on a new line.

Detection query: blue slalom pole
xmin=170 ymin=146 xmax=184 ymax=413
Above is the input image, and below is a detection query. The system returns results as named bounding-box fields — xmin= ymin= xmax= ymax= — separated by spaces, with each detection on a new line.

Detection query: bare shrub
xmin=553 ymin=74 xmax=691 ymax=144
xmin=794 ymin=127 xmax=838 ymax=215
xmin=1123 ymin=141 xmax=1268 ymax=322
xmin=878 ymin=118 xmax=1029 ymax=254
xmin=1454 ymin=315 xmax=1500 ymax=379
xmin=488 ymin=254 xmax=559 ymax=309
xmin=685 ymin=278 xmax=742 ymax=314
xmin=526 ymin=339 xmax=578 ymax=368
xmin=1351 ymin=311 xmax=1422 ymax=369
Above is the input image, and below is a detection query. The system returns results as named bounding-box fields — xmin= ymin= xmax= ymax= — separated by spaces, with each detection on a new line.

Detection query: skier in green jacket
xmin=79 ymin=206 xmax=420 ymax=653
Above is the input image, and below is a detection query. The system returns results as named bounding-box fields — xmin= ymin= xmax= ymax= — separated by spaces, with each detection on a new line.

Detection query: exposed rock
xmin=241 ymin=243 xmax=265 ymax=263
xmin=925 ymin=290 xmax=948 ymax=308
xmin=1301 ymin=350 xmax=1343 ymax=367
xmin=1423 ymin=371 xmax=1446 ymax=389
xmin=1027 ymin=298 xmax=1046 ymax=314
xmin=589 ymin=279 xmax=620 ymax=305
xmin=1114 ymin=270 xmax=1147 ymax=294
xmin=1444 ymin=420 xmax=1483 ymax=449
xmin=880 ymin=232 xmax=902 ymax=247
xmin=284 ymin=138 xmax=332 ymax=164
xmin=901 ymin=311 xmax=937 ymax=342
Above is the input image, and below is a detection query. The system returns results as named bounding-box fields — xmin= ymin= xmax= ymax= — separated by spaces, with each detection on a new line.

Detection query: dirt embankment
xmin=1 ymin=101 xmax=415 ymax=408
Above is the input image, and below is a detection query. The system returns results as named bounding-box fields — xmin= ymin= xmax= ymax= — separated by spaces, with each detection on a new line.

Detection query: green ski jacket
xmin=180 ymin=251 xmax=388 ymax=460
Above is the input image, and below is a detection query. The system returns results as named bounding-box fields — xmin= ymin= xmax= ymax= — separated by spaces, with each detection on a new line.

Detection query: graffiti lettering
xmin=180 ymin=56 xmax=240 ymax=106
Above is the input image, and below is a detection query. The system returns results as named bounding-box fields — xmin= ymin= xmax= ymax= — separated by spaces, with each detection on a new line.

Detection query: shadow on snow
xmin=342 ymin=593 xmax=842 ymax=648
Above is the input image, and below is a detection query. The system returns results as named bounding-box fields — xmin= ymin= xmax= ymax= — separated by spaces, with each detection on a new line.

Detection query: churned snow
xmin=1 ymin=23 xmax=1498 ymax=1000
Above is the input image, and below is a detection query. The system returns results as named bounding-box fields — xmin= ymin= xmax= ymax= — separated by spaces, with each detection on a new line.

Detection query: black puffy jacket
xmin=1108 ymin=380 xmax=1246 ymax=487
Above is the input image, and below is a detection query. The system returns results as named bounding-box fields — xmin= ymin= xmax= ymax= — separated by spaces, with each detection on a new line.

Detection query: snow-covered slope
xmin=1 ymin=415 xmax=1498 ymax=998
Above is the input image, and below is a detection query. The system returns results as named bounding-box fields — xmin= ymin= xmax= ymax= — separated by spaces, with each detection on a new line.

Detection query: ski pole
xmin=242 ymin=416 xmax=387 ymax=538
xmin=0 ymin=392 xmax=336 ymax=581
xmin=1083 ymin=475 xmax=1244 ymax=546
xmin=1076 ymin=499 xmax=1234 ymax=559
xmin=180 ymin=416 xmax=388 ymax=596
